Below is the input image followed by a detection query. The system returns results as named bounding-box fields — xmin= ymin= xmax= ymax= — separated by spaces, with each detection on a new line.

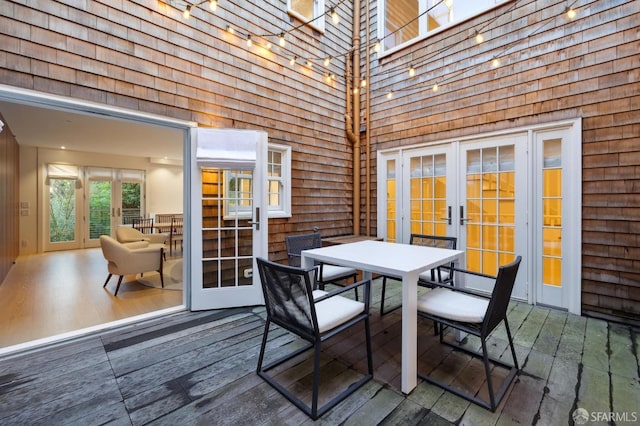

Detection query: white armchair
xmin=116 ymin=225 xmax=167 ymax=245
xmin=100 ymin=235 xmax=165 ymax=296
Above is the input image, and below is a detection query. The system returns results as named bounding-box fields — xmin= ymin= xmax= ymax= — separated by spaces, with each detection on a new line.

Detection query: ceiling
xmin=0 ymin=100 xmax=184 ymax=160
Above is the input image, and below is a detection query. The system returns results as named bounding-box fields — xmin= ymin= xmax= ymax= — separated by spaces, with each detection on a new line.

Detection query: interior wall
xmin=18 ymin=147 xmax=183 ymax=255
xmin=0 ymin=114 xmax=19 ymax=281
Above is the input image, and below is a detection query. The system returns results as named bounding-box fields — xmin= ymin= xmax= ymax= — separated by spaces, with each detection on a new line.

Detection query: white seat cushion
xmin=312 ymin=289 xmax=328 ymax=300
xmin=417 ymin=288 xmax=488 ymax=323
xmin=418 ymin=268 xmax=451 ymax=282
xmin=314 ymin=295 xmax=365 ymax=333
xmin=320 ymin=264 xmax=357 ymax=281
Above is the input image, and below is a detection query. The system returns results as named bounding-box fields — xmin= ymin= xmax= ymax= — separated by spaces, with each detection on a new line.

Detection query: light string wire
xmin=379 ymin=0 xmax=584 ymax=97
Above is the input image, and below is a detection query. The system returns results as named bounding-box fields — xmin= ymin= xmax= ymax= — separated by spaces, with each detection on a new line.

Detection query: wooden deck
xmin=1 ymin=278 xmax=638 ymax=425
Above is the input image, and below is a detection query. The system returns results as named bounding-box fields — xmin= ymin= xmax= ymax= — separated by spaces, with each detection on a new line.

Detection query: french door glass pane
xmin=49 ymin=178 xmax=76 ymax=243
xmin=121 ymin=182 xmax=141 ymax=225
xmin=466 ymin=145 xmax=516 ymax=275
xmin=202 ymin=169 xmax=253 ymax=289
xmin=543 ymin=139 xmax=563 ymax=287
xmin=409 ymin=154 xmax=447 ymax=237
xmin=386 ymin=159 xmax=397 ymax=242
xmin=89 ymin=181 xmax=112 ymax=239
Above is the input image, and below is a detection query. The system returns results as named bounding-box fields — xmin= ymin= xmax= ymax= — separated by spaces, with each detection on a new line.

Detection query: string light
xmin=475 ymin=31 xmax=484 ymax=44
xmin=374 ymin=41 xmax=381 ymax=53
xmin=386 ymin=92 xmax=393 ymax=99
xmin=278 ymin=32 xmax=286 ymax=47
xmin=324 ymin=56 xmax=331 ymax=67
xmin=566 ymin=7 xmax=576 ymax=19
xmin=361 ymin=77 xmax=367 ymax=87
xmin=330 ymin=8 xmax=339 ymax=25
xmin=408 ymin=65 xmax=416 ymax=77
xmin=226 ymin=25 xmax=234 ymax=34
xmin=491 ymin=58 xmax=500 ymax=68
xmin=183 ymin=5 xmax=191 ymax=19
xmin=290 ymin=56 xmax=296 ymax=66
xmin=432 ymin=83 xmax=439 ymax=92
xmin=209 ymin=0 xmax=217 ymax=11
xmin=246 ymin=34 xmax=252 ymax=47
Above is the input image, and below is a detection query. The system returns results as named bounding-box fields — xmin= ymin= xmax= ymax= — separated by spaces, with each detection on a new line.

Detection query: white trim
xmin=0 ymin=306 xmax=185 ymax=358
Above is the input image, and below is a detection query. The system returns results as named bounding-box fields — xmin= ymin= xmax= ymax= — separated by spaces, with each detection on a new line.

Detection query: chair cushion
xmin=312 ymin=289 xmax=328 ymax=299
xmin=417 ymin=288 xmax=488 ymax=323
xmin=315 ymin=295 xmax=365 ymax=333
xmin=321 ymin=265 xmax=357 ymax=281
xmin=418 ymin=268 xmax=451 ymax=282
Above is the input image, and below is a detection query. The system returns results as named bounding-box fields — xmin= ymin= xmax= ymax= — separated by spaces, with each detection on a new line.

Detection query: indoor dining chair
xmin=256 ymin=257 xmax=373 ymax=420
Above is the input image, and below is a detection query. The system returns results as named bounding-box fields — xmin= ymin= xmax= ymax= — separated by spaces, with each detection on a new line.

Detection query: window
xmin=224 ymin=144 xmax=291 ymax=219
xmin=379 ymin=0 xmax=510 ymax=52
xmin=288 ymin=0 xmax=326 ymax=33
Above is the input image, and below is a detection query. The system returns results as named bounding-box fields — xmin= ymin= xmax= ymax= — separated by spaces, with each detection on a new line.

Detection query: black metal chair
xmin=380 ymin=234 xmax=457 ymax=315
xmin=256 ymin=257 xmax=373 ymax=420
xmin=416 ymin=256 xmax=522 ymax=411
xmin=285 ymin=232 xmax=359 ymax=300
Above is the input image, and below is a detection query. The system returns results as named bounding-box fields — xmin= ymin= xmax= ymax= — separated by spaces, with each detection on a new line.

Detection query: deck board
xmin=1 ymin=277 xmax=638 ymax=425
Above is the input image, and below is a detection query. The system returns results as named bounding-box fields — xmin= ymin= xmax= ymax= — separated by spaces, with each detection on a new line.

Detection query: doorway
xmin=0 ymin=85 xmax=193 ymax=352
xmin=377 ymin=119 xmax=582 ymax=313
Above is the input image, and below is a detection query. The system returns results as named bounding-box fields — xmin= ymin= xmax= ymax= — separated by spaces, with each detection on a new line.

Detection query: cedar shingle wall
xmin=366 ymin=0 xmax=640 ymax=323
xmin=0 ymin=0 xmax=356 ymax=263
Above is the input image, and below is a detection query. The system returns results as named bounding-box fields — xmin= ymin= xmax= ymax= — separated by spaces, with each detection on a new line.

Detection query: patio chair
xmin=416 ymin=256 xmax=522 ymax=411
xmin=285 ymin=232 xmax=359 ymax=300
xmin=380 ymin=234 xmax=457 ymax=315
xmin=255 ymin=257 xmax=373 ymax=420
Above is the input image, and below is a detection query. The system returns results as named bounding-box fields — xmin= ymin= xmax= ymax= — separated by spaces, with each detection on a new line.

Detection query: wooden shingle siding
xmin=0 ymin=0 xmax=357 ymax=262
xmin=366 ymin=0 xmax=639 ymax=323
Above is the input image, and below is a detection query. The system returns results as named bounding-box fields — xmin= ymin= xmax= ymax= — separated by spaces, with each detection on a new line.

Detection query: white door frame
xmin=377 ymin=118 xmax=582 ymax=314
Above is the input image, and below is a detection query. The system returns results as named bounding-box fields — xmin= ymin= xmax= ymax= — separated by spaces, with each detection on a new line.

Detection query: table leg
xmin=401 ymin=270 xmax=419 ymax=394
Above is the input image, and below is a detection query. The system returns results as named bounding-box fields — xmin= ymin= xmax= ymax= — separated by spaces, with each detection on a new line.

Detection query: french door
xmin=45 ymin=165 xmax=144 ymax=250
xmin=190 ymin=129 xmax=268 ymax=310
xmin=378 ymin=120 xmax=581 ymax=313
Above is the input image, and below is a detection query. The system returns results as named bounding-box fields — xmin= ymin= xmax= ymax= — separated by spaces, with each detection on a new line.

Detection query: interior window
xmin=288 ymin=0 xmax=326 ymax=32
xmin=380 ymin=0 xmax=510 ymax=52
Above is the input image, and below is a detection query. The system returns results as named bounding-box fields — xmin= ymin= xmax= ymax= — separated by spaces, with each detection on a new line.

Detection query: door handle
xmin=459 ymin=205 xmax=471 ymax=225
xmin=439 ymin=206 xmax=452 ymax=225
xmin=249 ymin=207 xmax=260 ymax=230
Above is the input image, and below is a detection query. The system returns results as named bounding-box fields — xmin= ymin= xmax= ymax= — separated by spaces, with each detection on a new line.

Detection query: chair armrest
xmin=314 ymin=278 xmax=371 ymax=311
xmin=123 ymin=241 xmax=149 ymax=249
xmin=422 ymin=279 xmax=492 ymax=299
xmin=439 ymin=265 xmax=496 ymax=280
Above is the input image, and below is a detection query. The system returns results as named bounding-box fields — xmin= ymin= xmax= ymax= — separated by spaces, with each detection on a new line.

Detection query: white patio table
xmin=301 ymin=239 xmax=463 ymax=394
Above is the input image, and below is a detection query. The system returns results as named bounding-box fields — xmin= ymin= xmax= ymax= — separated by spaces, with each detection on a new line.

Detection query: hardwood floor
xmin=0 ymin=248 xmax=183 ymax=349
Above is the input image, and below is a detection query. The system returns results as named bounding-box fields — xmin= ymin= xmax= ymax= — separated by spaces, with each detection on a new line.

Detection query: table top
xmin=302 ymin=240 xmax=463 ymax=277
xmin=322 ymin=234 xmax=383 ymax=246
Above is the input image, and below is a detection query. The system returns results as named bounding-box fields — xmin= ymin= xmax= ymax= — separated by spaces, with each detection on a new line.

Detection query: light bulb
xmin=475 ymin=32 xmax=484 ymax=44
xmin=227 ymin=25 xmax=235 ymax=34
xmin=386 ymin=92 xmax=393 ymax=99
xmin=324 ymin=57 xmax=331 ymax=67
xmin=209 ymin=0 xmax=217 ymax=11
xmin=183 ymin=5 xmax=191 ymax=19
xmin=566 ymin=7 xmax=576 ymax=19
xmin=331 ymin=8 xmax=339 ymax=25
xmin=374 ymin=41 xmax=381 ymax=52
xmin=432 ymin=83 xmax=439 ymax=92
xmin=361 ymin=78 xmax=367 ymax=87
xmin=491 ymin=58 xmax=500 ymax=68
xmin=408 ymin=65 xmax=415 ymax=77
xmin=290 ymin=56 xmax=296 ymax=66
xmin=246 ymin=35 xmax=252 ymax=47
xmin=279 ymin=33 xmax=286 ymax=47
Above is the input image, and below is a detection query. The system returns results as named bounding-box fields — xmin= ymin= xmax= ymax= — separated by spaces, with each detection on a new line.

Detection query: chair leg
xmin=504 ymin=318 xmax=519 ymax=369
xmin=103 ymin=274 xmax=112 ymax=288
xmin=311 ymin=340 xmax=322 ymax=420
xmin=114 ymin=275 xmax=124 ymax=296
xmin=380 ymin=276 xmax=387 ymax=315
xmin=256 ymin=319 xmax=271 ymax=373
xmin=481 ymin=337 xmax=497 ymax=410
